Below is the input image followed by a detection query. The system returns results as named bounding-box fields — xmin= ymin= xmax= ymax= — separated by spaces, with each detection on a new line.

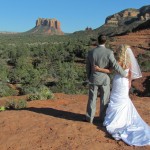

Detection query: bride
xmin=94 ymin=44 xmax=150 ymax=146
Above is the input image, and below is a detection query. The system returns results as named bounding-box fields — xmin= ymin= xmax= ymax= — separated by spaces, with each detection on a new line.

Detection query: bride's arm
xmin=94 ymin=65 xmax=112 ymax=73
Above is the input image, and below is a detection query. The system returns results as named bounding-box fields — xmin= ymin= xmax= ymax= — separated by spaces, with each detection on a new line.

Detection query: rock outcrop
xmin=27 ymin=18 xmax=64 ymax=35
xmin=36 ymin=18 xmax=61 ymax=31
xmin=93 ymin=5 xmax=150 ymax=36
xmin=105 ymin=6 xmax=150 ymax=26
xmin=85 ymin=27 xmax=92 ymax=31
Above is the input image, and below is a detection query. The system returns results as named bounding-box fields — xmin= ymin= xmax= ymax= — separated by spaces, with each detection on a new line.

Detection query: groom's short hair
xmin=98 ymin=35 xmax=107 ymax=45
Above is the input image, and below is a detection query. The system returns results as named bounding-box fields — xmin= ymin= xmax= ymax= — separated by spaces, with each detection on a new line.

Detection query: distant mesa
xmin=36 ymin=18 xmax=61 ymax=30
xmin=27 ymin=18 xmax=64 ymax=35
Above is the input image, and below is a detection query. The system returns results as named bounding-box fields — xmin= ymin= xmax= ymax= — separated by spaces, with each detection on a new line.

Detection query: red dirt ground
xmin=0 ymin=93 xmax=150 ymax=150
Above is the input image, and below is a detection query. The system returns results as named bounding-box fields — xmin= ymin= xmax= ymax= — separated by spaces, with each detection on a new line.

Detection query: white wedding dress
xmin=103 ymin=69 xmax=150 ymax=146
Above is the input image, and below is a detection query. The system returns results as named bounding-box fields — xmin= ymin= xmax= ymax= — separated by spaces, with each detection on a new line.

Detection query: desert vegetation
xmin=0 ymin=29 xmax=149 ymax=103
xmin=0 ymin=33 xmax=93 ymax=99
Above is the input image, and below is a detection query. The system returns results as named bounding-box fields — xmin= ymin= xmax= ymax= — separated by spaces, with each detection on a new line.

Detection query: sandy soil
xmin=0 ymin=93 xmax=150 ymax=150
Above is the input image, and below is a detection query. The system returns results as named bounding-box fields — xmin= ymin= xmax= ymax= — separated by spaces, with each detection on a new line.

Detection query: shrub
xmin=137 ymin=52 xmax=150 ymax=72
xmin=141 ymin=61 xmax=150 ymax=72
xmin=19 ymin=85 xmax=39 ymax=95
xmin=0 ymin=106 xmax=5 ymax=111
xmin=28 ymin=94 xmax=40 ymax=101
xmin=0 ymin=82 xmax=17 ymax=97
xmin=8 ymin=58 xmax=41 ymax=86
xmin=28 ymin=86 xmax=54 ymax=101
xmin=5 ymin=99 xmax=27 ymax=110
xmin=0 ymin=60 xmax=8 ymax=82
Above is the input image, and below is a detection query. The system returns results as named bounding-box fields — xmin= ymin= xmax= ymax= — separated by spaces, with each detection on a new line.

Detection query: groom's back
xmin=88 ymin=46 xmax=112 ymax=85
xmin=91 ymin=46 xmax=112 ymax=68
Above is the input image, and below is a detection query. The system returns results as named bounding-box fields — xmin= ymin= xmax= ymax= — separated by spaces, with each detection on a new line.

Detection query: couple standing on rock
xmin=84 ymin=35 xmax=150 ymax=146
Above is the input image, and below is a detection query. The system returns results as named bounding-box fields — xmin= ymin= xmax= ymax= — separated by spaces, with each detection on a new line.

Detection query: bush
xmin=141 ymin=61 xmax=150 ymax=72
xmin=137 ymin=52 xmax=150 ymax=72
xmin=28 ymin=86 xmax=54 ymax=101
xmin=28 ymin=94 xmax=40 ymax=100
xmin=5 ymin=99 xmax=27 ymax=110
xmin=19 ymin=85 xmax=39 ymax=95
xmin=0 ymin=106 xmax=5 ymax=111
xmin=0 ymin=82 xmax=17 ymax=97
xmin=0 ymin=60 xmax=8 ymax=82
xmin=8 ymin=57 xmax=41 ymax=86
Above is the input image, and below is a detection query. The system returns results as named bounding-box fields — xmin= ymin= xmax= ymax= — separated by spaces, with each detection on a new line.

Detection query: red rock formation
xmin=105 ymin=6 xmax=150 ymax=27
xmin=34 ymin=18 xmax=64 ymax=35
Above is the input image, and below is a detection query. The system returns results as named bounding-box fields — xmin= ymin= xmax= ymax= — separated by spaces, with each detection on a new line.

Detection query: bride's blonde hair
xmin=116 ymin=44 xmax=131 ymax=69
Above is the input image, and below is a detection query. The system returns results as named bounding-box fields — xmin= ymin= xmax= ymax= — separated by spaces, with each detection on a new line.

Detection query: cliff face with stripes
xmin=93 ymin=5 xmax=150 ymax=36
xmin=105 ymin=6 xmax=150 ymax=27
xmin=28 ymin=18 xmax=64 ymax=35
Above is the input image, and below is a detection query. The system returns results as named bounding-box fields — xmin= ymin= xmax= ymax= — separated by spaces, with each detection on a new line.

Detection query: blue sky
xmin=0 ymin=0 xmax=149 ymax=33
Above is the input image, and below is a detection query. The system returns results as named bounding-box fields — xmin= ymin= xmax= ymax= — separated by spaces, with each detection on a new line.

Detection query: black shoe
xmin=99 ymin=119 xmax=104 ymax=123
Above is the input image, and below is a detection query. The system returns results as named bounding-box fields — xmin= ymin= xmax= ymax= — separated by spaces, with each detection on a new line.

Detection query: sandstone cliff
xmin=27 ymin=18 xmax=64 ymax=35
xmin=105 ymin=7 xmax=150 ymax=26
xmin=36 ymin=18 xmax=61 ymax=30
xmin=93 ymin=5 xmax=150 ymax=36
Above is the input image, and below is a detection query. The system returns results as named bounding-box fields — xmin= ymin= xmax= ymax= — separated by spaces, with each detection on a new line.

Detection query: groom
xmin=85 ymin=35 xmax=127 ymax=123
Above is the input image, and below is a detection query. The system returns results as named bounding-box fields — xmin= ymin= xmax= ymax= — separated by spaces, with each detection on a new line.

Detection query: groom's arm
xmin=109 ymin=52 xmax=127 ymax=77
